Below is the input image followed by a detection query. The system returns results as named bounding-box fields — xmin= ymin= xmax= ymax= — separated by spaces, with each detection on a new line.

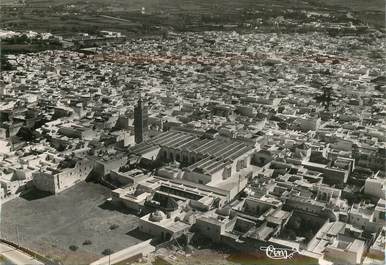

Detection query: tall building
xmin=134 ymin=98 xmax=148 ymax=144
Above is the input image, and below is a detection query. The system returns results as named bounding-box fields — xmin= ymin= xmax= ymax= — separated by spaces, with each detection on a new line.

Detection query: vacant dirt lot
xmin=1 ymin=182 xmax=142 ymax=265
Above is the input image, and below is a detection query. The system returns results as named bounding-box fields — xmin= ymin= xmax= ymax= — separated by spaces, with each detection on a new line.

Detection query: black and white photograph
xmin=0 ymin=0 xmax=385 ymax=264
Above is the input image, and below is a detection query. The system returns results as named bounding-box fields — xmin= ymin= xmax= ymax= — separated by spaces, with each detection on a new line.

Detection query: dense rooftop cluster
xmin=0 ymin=23 xmax=385 ymax=265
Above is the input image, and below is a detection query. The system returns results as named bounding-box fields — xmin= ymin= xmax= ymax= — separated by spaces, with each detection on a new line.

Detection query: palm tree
xmin=314 ymin=85 xmax=333 ymax=111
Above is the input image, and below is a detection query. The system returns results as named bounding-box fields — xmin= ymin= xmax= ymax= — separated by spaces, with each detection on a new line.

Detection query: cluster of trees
xmin=69 ymin=240 xmax=94 ymax=251
xmin=1 ymin=54 xmax=14 ymax=71
xmin=4 ymin=34 xmax=31 ymax=44
xmin=3 ymin=34 xmax=62 ymax=48
xmin=282 ymin=216 xmax=321 ymax=242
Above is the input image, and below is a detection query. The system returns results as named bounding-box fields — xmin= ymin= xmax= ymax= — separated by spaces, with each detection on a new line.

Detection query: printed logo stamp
xmin=260 ymin=245 xmax=299 ymax=260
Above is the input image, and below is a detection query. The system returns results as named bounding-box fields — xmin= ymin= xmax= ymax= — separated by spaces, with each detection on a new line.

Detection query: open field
xmin=1 ymin=182 xmax=142 ymax=265
xmin=0 ymin=0 xmax=384 ymax=36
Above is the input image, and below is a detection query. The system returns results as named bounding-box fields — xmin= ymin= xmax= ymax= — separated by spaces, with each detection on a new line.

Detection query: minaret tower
xmin=134 ymin=96 xmax=148 ymax=144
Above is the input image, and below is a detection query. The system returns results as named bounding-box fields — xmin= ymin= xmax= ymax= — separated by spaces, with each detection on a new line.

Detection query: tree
xmin=286 ymin=229 xmax=297 ymax=241
xmin=82 ymin=240 xmax=92 ymax=245
xmin=69 ymin=245 xmax=78 ymax=251
xmin=304 ymin=230 xmax=314 ymax=241
xmin=57 ymin=143 xmax=66 ymax=152
xmin=314 ymin=86 xmax=334 ymax=111
xmin=102 ymin=249 xmax=113 ymax=256
xmin=109 ymin=224 xmax=119 ymax=230
xmin=1 ymin=54 xmax=14 ymax=71
xmin=290 ymin=216 xmax=302 ymax=230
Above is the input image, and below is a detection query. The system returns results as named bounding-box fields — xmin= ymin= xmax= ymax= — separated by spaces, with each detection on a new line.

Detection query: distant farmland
xmin=0 ymin=0 xmax=384 ymax=36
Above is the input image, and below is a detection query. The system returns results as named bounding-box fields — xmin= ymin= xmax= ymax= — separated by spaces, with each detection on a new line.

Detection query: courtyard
xmin=1 ymin=182 xmax=142 ymax=265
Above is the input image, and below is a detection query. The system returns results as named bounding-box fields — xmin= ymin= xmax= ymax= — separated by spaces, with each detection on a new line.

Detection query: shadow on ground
xmin=98 ymin=201 xmax=141 ymax=216
xmin=126 ymin=228 xmax=152 ymax=241
xmin=19 ymin=187 xmax=51 ymax=201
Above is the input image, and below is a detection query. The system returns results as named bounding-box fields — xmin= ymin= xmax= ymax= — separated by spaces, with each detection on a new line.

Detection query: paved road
xmin=0 ymin=242 xmax=43 ymax=265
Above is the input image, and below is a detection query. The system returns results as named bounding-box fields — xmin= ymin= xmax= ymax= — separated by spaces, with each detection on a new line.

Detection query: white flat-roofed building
xmin=364 ymin=172 xmax=386 ymax=199
xmin=139 ymin=207 xmax=191 ymax=241
xmin=324 ymin=236 xmax=365 ymax=265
